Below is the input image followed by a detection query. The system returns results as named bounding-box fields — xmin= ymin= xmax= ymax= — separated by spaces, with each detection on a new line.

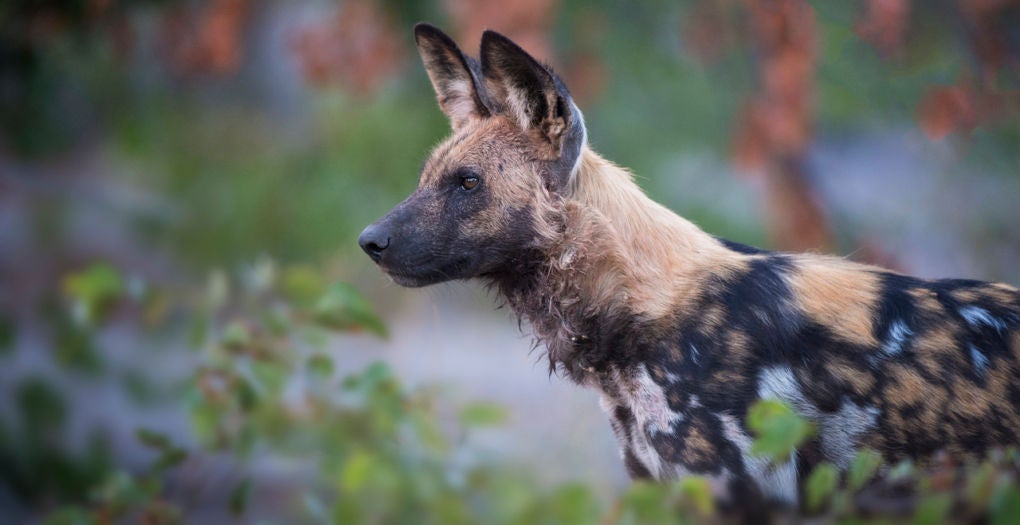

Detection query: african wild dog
xmin=358 ymin=24 xmax=1020 ymax=505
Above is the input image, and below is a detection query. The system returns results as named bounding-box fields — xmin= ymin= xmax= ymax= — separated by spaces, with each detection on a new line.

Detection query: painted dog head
xmin=358 ymin=24 xmax=586 ymax=287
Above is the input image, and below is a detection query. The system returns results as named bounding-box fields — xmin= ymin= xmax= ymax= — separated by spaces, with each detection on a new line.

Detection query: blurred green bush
xmin=15 ymin=262 xmax=1018 ymax=524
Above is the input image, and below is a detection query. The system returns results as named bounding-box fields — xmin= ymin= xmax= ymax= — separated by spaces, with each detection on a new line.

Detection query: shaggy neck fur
xmin=493 ymin=147 xmax=739 ymax=380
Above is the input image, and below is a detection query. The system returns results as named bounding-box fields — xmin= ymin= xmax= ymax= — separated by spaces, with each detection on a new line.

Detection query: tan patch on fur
xmin=683 ymin=425 xmax=715 ymax=465
xmin=648 ymin=363 xmax=668 ymax=384
xmin=826 ymin=357 xmax=875 ymax=396
xmin=723 ymin=329 xmax=753 ymax=364
xmin=885 ymin=364 xmax=929 ymax=406
xmin=567 ymin=149 xmax=748 ymax=320
xmin=787 ymin=257 xmax=881 ymax=348
xmin=703 ymin=370 xmax=746 ymax=401
xmin=948 ymin=376 xmax=993 ymax=418
xmin=951 ymin=288 xmax=982 ymax=303
xmin=913 ymin=324 xmax=961 ymax=377
xmin=908 ymin=287 xmax=943 ymax=313
xmin=699 ymin=304 xmax=728 ymax=334
xmin=668 ymin=391 xmax=684 ymax=407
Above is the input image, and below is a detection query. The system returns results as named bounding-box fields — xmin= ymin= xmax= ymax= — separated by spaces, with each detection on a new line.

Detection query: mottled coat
xmin=358 ymin=24 xmax=1020 ymax=505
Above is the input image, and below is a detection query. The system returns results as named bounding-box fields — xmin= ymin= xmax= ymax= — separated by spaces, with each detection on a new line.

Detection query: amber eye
xmin=460 ymin=176 xmax=479 ymax=191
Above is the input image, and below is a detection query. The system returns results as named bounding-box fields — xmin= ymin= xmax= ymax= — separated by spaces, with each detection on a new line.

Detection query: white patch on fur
xmin=883 ymin=320 xmax=913 ymax=357
xmin=758 ymin=366 xmax=811 ymax=412
xmin=960 ymin=306 xmax=1008 ymax=333
xmin=630 ymin=365 xmax=684 ymax=435
xmin=819 ymin=402 xmax=881 ymax=468
xmin=757 ymin=366 xmax=880 ymax=468
xmin=969 ymin=344 xmax=990 ymax=375
xmin=719 ymin=414 xmax=798 ymax=505
xmin=504 ymin=86 xmax=532 ymax=132
xmin=566 ymin=104 xmax=587 ymax=186
xmin=442 ymin=78 xmax=480 ymax=128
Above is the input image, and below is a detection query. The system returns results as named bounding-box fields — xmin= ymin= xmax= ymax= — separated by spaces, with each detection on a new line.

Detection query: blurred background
xmin=1 ymin=0 xmax=1018 ymax=523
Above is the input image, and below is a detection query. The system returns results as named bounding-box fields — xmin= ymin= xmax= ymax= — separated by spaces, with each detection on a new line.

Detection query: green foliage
xmin=25 ymin=261 xmax=1020 ymax=523
xmin=314 ymin=282 xmax=389 ymax=337
xmin=806 ymin=462 xmax=839 ymax=512
xmin=62 ymin=264 xmax=124 ymax=326
xmin=993 ymin=486 xmax=1020 ymax=525
xmin=848 ymin=449 xmax=883 ymax=491
xmin=460 ymin=401 xmax=509 ymax=427
xmin=748 ymin=399 xmax=815 ymax=462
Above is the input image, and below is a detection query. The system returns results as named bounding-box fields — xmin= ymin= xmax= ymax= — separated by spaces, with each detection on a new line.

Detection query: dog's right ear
xmin=414 ymin=23 xmax=493 ymax=131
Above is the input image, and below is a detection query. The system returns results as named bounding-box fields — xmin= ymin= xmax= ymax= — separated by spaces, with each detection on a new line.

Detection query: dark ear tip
xmin=414 ymin=22 xmax=451 ymax=46
xmin=480 ymin=29 xmax=517 ymax=51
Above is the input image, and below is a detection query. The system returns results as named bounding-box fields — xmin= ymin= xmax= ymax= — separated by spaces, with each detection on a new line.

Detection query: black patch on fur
xmin=715 ymin=236 xmax=769 ymax=255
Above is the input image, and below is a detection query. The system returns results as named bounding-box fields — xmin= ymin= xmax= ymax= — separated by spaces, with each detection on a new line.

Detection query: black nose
xmin=358 ymin=224 xmax=390 ymax=262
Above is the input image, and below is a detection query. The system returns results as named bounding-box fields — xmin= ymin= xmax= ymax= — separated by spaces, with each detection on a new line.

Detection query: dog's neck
xmin=492 ymin=148 xmax=738 ymax=379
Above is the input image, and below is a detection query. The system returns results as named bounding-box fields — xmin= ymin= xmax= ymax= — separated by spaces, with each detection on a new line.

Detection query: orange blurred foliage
xmin=443 ymin=0 xmax=557 ymax=64
xmin=855 ymin=0 xmax=910 ymax=59
xmin=681 ymin=0 xmax=740 ymax=64
xmin=738 ymin=0 xmax=817 ymax=164
xmin=290 ymin=0 xmax=404 ymax=94
xmin=160 ymin=0 xmax=249 ymax=75
xmin=917 ymin=85 xmax=977 ymax=141
xmin=730 ymin=0 xmax=830 ymax=252
xmin=917 ymin=82 xmax=1020 ymax=141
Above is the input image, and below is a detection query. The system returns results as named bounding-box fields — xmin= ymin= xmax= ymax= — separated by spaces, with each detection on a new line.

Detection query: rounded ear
xmin=480 ymin=30 xmax=586 ymax=186
xmin=414 ymin=23 xmax=494 ymax=130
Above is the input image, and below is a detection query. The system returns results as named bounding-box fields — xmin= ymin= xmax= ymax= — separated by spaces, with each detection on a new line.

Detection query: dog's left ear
xmin=415 ymin=23 xmax=494 ymax=131
xmin=480 ymin=30 xmax=582 ymax=161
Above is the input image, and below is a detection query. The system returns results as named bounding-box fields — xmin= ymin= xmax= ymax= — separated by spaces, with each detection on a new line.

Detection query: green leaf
xmin=42 ymin=506 xmax=95 ymax=525
xmin=912 ymin=494 xmax=952 ymax=525
xmin=887 ymin=459 xmax=915 ymax=482
xmin=229 ymin=477 xmax=252 ymax=517
xmin=679 ymin=476 xmax=716 ymax=516
xmin=234 ymin=377 xmax=259 ymax=412
xmin=621 ymin=482 xmax=673 ymax=523
xmin=16 ymin=376 xmax=67 ymax=438
xmin=250 ymin=361 xmax=287 ymax=395
xmin=847 ymin=449 xmax=882 ymax=491
xmin=747 ymin=399 xmax=814 ymax=462
xmin=459 ymin=402 xmax=508 ymax=427
xmin=805 ymin=462 xmax=839 ymax=512
xmin=965 ymin=461 xmax=997 ymax=510
xmin=340 ymin=450 xmax=377 ymax=492
xmin=280 ymin=264 xmax=326 ymax=306
xmin=993 ymin=486 xmax=1020 ymax=525
xmin=220 ymin=321 xmax=251 ymax=351
xmin=550 ymin=483 xmax=600 ymax=525
xmin=313 ymin=282 xmax=388 ymax=337
xmin=63 ymin=263 xmax=124 ymax=325
xmin=307 ymin=353 xmax=335 ymax=379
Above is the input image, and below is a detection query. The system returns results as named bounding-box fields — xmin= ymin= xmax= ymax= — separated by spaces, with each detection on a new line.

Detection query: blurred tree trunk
xmin=734 ymin=0 xmax=831 ymax=252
